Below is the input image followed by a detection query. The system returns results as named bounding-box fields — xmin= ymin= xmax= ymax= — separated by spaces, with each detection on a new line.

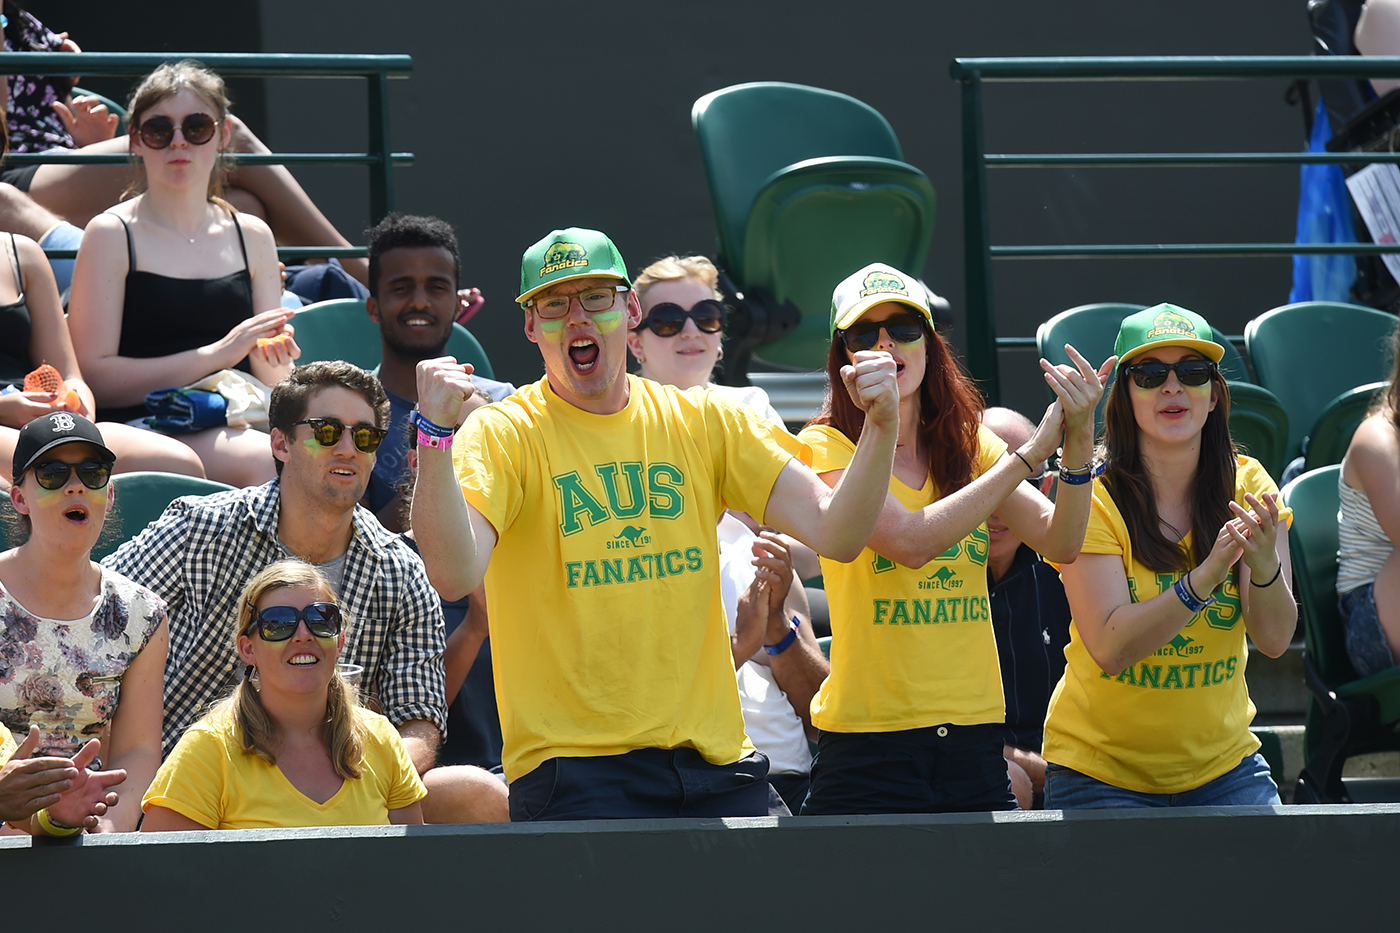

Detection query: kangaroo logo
xmin=607 ymin=524 xmax=651 ymax=549
xmin=859 ymin=270 xmax=908 ymax=298
xmin=1164 ymin=633 xmax=1203 ymax=657
xmin=540 ymin=242 xmax=590 ymax=277
xmin=922 ymin=566 xmax=962 ymax=589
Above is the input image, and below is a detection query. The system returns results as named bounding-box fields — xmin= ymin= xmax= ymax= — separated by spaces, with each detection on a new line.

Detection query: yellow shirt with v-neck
xmin=142 ymin=706 xmax=426 ymax=829
xmin=798 ymin=423 xmax=1008 ymax=732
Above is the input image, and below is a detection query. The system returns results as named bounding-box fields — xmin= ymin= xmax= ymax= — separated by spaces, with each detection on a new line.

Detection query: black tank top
xmin=103 ymin=211 xmax=255 ymax=424
xmin=0 ymin=233 xmax=34 ymax=387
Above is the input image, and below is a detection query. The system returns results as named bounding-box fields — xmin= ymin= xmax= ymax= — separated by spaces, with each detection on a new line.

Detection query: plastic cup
xmin=336 ymin=662 xmax=364 ymax=694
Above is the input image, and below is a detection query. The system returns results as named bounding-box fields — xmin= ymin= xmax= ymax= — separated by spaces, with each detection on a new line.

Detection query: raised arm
xmin=409 ymin=357 xmax=497 ymax=600
xmin=763 ymin=351 xmax=899 ymax=561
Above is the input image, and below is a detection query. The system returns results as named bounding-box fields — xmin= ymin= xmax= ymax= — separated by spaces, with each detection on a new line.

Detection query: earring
xmin=716 ymin=345 xmax=724 ymax=362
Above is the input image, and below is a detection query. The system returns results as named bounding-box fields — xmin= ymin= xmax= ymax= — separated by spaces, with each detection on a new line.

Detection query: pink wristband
xmin=417 ymin=428 xmax=453 ymax=450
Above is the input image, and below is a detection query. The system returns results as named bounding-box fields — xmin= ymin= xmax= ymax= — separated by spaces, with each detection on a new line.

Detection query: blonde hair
xmin=223 ymin=560 xmax=365 ymax=780
xmin=124 ymin=60 xmax=233 ymax=201
xmin=633 ymin=255 xmax=722 ymax=306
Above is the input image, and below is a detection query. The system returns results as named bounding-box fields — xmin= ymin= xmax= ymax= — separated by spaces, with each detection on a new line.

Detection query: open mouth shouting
xmin=63 ymin=503 xmax=91 ymax=526
xmin=568 ymin=338 xmax=600 ymax=373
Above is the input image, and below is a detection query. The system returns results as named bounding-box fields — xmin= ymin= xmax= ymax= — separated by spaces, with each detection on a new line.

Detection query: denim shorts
xmin=1338 ymin=583 xmax=1396 ymax=678
xmin=799 ymin=723 xmax=1015 ymax=816
xmin=1044 ymin=752 xmax=1280 ymax=809
xmin=508 ymin=747 xmax=774 ymax=821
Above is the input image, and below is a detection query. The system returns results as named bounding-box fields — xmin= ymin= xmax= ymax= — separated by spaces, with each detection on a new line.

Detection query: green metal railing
xmin=2 ymin=52 xmax=412 ymax=260
xmin=950 ymin=55 xmax=1400 ymax=404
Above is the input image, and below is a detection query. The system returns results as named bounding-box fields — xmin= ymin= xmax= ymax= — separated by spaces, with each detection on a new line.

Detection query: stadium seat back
xmin=94 ymin=471 xmax=235 ymax=562
xmin=1303 ymin=381 xmax=1386 ymax=472
xmin=1226 ymin=382 xmax=1290 ymax=481
xmin=1245 ymin=302 xmax=1396 ymax=462
xmin=294 ymin=299 xmax=494 ymax=378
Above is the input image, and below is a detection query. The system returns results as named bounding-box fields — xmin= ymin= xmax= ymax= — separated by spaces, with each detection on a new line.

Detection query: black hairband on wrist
xmin=1250 ymin=561 xmax=1283 ymax=588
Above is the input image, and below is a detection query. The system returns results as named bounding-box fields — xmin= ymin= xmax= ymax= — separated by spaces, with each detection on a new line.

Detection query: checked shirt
xmin=102 ymin=480 xmax=446 ymax=756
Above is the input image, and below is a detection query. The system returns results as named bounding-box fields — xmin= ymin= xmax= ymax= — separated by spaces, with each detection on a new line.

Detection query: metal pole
xmin=959 ymin=70 xmax=999 ymax=403
xmin=367 ymin=71 xmax=394 ymax=221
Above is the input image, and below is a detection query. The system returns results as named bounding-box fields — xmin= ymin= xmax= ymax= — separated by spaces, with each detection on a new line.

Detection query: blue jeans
xmin=800 ymin=723 xmax=1015 ymax=816
xmin=1339 ymin=583 xmax=1396 ymax=678
xmin=1044 ymin=752 xmax=1280 ymax=809
xmin=508 ymin=747 xmax=774 ymax=821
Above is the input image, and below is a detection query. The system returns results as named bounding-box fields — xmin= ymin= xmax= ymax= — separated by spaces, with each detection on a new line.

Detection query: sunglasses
xmin=294 ymin=418 xmax=388 ymax=453
xmin=136 ymin=113 xmax=220 ymax=150
xmin=634 ymin=299 xmax=726 ymax=337
xmin=838 ymin=313 xmax=926 ymax=352
xmin=1125 ymin=359 xmax=1217 ymax=389
xmin=30 ymin=459 xmax=113 ymax=491
xmin=245 ymin=602 xmax=343 ymax=642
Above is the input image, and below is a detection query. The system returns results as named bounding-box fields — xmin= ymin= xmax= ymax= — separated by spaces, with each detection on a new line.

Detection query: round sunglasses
xmin=838 ymin=313 xmax=926 ymax=353
xmin=634 ymin=299 xmax=726 ymax=337
xmin=245 ymin=602 xmax=343 ymax=642
xmin=30 ymin=459 xmax=114 ymax=491
xmin=136 ymin=113 xmax=219 ymax=150
xmin=1125 ymin=359 xmax=1217 ymax=389
xmin=294 ymin=418 xmax=389 ymax=453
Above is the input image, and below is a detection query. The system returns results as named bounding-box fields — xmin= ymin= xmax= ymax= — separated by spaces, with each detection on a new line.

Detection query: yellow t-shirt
xmin=141 ymin=707 xmax=426 ymax=829
xmin=1042 ymin=457 xmax=1291 ymax=794
xmin=0 ymin=725 xmax=15 ymax=766
xmin=798 ymin=423 xmax=1008 ymax=732
xmin=455 ymin=375 xmax=802 ymax=782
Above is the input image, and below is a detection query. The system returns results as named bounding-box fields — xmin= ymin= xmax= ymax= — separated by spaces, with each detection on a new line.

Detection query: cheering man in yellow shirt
xmin=411 ymin=228 xmax=899 ymax=820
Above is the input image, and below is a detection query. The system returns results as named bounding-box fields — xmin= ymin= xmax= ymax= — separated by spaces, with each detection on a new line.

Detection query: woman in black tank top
xmin=66 ymin=62 xmax=297 ymax=488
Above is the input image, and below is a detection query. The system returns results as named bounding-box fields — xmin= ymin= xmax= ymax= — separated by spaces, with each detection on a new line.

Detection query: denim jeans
xmin=1044 ymin=752 xmax=1280 ymax=809
xmin=1339 ymin=583 xmax=1396 ymax=678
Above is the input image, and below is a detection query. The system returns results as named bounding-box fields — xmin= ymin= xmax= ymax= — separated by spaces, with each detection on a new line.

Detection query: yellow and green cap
xmin=517 ymin=227 xmax=630 ymax=306
xmin=830 ymin=262 xmax=934 ymax=334
xmin=1113 ymin=303 xmax=1225 ymax=371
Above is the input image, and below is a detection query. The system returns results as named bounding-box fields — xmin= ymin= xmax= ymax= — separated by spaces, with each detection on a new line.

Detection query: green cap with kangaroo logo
xmin=517 ymin=227 xmax=631 ymax=306
xmin=829 ymin=262 xmax=934 ymax=334
xmin=1113 ymin=303 xmax=1225 ymax=372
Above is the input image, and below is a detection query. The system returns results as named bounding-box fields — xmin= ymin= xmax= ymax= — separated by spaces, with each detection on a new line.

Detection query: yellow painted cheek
xmin=537 ymin=318 xmax=567 ymax=342
xmin=592 ymin=310 xmax=623 ymax=335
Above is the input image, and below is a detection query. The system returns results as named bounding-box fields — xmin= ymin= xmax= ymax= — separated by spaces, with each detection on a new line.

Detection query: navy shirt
xmin=988 ymin=544 xmax=1072 ymax=753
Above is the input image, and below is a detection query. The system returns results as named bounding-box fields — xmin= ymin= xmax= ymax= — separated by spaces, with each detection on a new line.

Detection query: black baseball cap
xmin=12 ymin=412 xmax=116 ymax=480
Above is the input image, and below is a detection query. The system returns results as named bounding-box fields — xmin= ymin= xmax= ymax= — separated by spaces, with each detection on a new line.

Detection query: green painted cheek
xmin=593 ymin=310 xmax=623 ymax=335
xmin=302 ymin=439 xmax=327 ymax=455
xmin=537 ymin=318 xmax=567 ymax=342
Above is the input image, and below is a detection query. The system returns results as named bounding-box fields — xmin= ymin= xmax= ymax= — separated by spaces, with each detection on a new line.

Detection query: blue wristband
xmin=763 ymin=617 xmax=801 ymax=656
xmin=1172 ymin=576 xmax=1214 ymax=613
xmin=1058 ymin=459 xmax=1106 ymax=486
xmin=410 ymin=410 xmax=454 ymax=437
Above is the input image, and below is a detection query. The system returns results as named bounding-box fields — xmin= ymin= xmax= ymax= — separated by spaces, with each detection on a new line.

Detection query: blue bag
xmin=1290 ymin=99 xmax=1358 ymax=304
xmin=143 ymin=387 xmax=228 ymax=433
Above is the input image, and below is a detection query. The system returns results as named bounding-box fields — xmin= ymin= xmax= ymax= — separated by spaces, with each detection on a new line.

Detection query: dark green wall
xmin=1 ymin=807 xmax=1395 ymax=929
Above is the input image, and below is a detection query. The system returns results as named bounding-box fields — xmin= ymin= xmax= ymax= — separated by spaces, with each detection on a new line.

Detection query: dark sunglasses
xmin=634 ymin=299 xmax=726 ymax=337
xmin=1125 ymin=359 xmax=1217 ymax=389
xmin=245 ymin=602 xmax=343 ymax=642
xmin=838 ymin=313 xmax=926 ymax=353
xmin=31 ymin=459 xmax=113 ymax=491
xmin=136 ymin=113 xmax=219 ymax=150
xmin=294 ymin=418 xmax=388 ymax=453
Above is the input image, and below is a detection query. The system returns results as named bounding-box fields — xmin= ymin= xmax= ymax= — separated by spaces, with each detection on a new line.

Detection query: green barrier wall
xmin=2 ymin=807 xmax=1395 ymax=930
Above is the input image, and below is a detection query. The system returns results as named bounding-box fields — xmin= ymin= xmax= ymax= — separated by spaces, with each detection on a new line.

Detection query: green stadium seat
xmin=1226 ymin=381 xmax=1289 ymax=482
xmin=1245 ymin=302 xmax=1396 ymax=463
xmin=94 ymin=471 xmax=235 ymax=562
xmin=292 ymin=298 xmax=494 ymax=379
xmin=1283 ymin=465 xmax=1400 ymax=803
xmin=1302 ymin=382 xmax=1386 ymax=473
xmin=692 ymin=82 xmax=935 ymax=375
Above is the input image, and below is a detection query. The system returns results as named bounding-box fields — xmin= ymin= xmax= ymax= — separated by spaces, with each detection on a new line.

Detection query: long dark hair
xmin=1098 ymin=363 xmax=1237 ymax=572
xmin=807 ymin=323 xmax=984 ymax=496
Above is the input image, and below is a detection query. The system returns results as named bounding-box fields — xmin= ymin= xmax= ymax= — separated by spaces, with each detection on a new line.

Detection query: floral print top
xmin=0 ymin=568 xmax=165 ymax=758
xmin=3 ymin=5 xmax=74 ymax=154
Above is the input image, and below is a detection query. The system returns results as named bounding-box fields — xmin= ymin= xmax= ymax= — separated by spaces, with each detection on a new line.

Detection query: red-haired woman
xmin=796 ymin=263 xmax=1110 ymax=815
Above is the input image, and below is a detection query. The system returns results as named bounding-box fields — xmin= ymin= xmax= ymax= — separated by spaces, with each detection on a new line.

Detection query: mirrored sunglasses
xmin=246 ymin=602 xmax=343 ymax=642
xmin=31 ymin=459 xmax=113 ymax=491
xmin=634 ymin=299 xmax=726 ymax=337
xmin=294 ymin=418 xmax=388 ymax=453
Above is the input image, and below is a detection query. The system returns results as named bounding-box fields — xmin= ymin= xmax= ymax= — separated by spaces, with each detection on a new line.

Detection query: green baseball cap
xmin=1113 ymin=303 xmax=1225 ymax=371
xmin=516 ymin=227 xmax=631 ymax=306
xmin=829 ymin=262 xmax=934 ymax=334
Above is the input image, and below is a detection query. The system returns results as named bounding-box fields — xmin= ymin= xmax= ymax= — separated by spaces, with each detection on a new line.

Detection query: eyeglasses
xmin=294 ymin=419 xmax=388 ymax=453
xmin=30 ymin=459 xmax=114 ymax=491
xmin=633 ymin=299 xmax=726 ymax=337
xmin=136 ymin=113 xmax=220 ymax=150
xmin=245 ymin=602 xmax=343 ymax=642
xmin=529 ymin=285 xmax=627 ymax=320
xmin=1125 ymin=359 xmax=1217 ymax=389
xmin=837 ymin=313 xmax=926 ymax=353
